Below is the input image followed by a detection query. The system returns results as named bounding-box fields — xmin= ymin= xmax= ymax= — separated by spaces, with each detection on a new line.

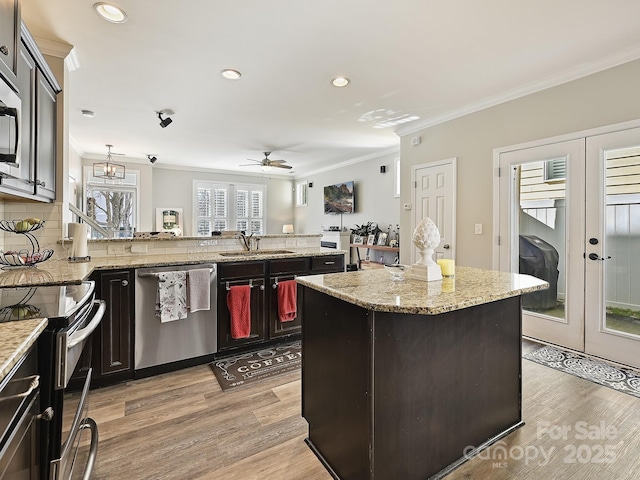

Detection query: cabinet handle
xmin=37 ymin=407 xmax=54 ymax=422
xmin=325 ymin=261 xmax=335 ymax=265
xmin=35 ymin=179 xmax=46 ymax=187
xmin=0 ymin=46 xmax=8 ymax=56
xmin=121 ymin=280 xmax=129 ymax=287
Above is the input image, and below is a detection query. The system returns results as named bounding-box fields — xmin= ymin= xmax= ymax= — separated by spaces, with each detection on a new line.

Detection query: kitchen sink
xmin=219 ymin=250 xmax=294 ymax=257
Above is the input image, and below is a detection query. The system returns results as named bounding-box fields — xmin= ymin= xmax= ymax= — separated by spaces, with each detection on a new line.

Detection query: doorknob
xmin=121 ymin=279 xmax=129 ymax=287
xmin=443 ymin=244 xmax=450 ymax=249
xmin=588 ymin=253 xmax=611 ymax=261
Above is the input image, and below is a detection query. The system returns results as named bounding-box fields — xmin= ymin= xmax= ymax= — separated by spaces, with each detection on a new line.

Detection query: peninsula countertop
xmin=0 ymin=247 xmax=345 ymax=287
xmin=295 ymin=265 xmax=548 ymax=315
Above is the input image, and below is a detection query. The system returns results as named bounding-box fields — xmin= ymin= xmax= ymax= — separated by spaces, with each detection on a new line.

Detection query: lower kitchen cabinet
xmin=217 ymin=255 xmax=345 ymax=354
xmin=217 ymin=261 xmax=267 ymax=352
xmin=268 ymin=257 xmax=309 ymax=339
xmin=91 ymin=269 xmax=135 ymax=387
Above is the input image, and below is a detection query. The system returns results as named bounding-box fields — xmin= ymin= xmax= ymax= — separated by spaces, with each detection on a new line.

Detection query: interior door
xmin=585 ymin=128 xmax=640 ymax=368
xmin=411 ymin=158 xmax=456 ymax=264
xmin=498 ymin=140 xmax=585 ymax=351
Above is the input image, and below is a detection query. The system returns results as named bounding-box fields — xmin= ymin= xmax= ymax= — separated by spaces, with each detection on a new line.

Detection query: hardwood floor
xmin=84 ymin=341 xmax=640 ymax=479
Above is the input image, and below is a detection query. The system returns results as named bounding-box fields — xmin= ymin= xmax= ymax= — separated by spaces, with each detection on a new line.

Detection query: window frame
xmin=83 ymin=166 xmax=140 ymax=238
xmin=296 ymin=180 xmax=308 ymax=207
xmin=193 ymin=180 xmax=267 ymax=236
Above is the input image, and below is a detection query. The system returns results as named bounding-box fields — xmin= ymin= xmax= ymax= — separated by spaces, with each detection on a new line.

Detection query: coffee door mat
xmin=524 ymin=345 xmax=640 ymax=398
xmin=210 ymin=340 xmax=301 ymax=391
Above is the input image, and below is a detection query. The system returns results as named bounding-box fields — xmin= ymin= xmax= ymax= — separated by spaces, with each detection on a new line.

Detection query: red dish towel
xmin=227 ymin=285 xmax=251 ymax=339
xmin=277 ymin=280 xmax=297 ymax=323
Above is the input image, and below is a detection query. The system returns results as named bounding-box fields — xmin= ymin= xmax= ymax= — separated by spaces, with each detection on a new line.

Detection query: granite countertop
xmin=295 ymin=266 xmax=548 ymax=315
xmin=0 ymin=318 xmax=47 ymax=381
xmin=0 ymin=247 xmax=345 ymax=287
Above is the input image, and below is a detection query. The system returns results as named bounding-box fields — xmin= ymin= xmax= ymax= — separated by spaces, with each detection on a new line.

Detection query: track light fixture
xmin=147 ymin=155 xmax=157 ymax=164
xmin=156 ymin=110 xmax=173 ymax=128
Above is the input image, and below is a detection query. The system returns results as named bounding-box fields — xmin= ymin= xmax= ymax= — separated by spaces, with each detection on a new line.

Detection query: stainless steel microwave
xmin=0 ymin=80 xmax=20 ymax=167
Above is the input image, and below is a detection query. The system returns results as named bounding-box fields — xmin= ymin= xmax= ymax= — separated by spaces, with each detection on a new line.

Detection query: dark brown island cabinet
xmin=217 ymin=254 xmax=344 ymax=354
xmin=297 ymin=267 xmax=547 ymax=480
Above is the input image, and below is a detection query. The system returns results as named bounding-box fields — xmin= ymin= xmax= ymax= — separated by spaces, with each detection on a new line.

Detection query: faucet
xmin=237 ymin=231 xmax=254 ymax=251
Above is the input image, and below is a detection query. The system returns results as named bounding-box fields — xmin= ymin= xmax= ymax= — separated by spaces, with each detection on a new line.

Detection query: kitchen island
xmin=296 ymin=266 xmax=547 ymax=480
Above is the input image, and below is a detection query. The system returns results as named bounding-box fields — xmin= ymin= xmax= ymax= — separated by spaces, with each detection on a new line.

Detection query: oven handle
xmin=67 ymin=300 xmax=106 ymax=349
xmin=0 ymin=375 xmax=39 ymax=402
xmin=80 ymin=417 xmax=99 ymax=480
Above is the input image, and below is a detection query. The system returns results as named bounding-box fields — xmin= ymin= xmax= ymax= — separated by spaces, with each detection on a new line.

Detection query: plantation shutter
xmin=544 ymin=158 xmax=566 ymax=182
xmin=193 ymin=181 xmax=265 ymax=236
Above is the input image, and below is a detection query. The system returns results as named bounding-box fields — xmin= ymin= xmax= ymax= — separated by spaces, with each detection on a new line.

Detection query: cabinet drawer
xmin=311 ymin=255 xmax=344 ymax=273
xmin=269 ymin=257 xmax=309 ymax=276
xmin=218 ymin=261 xmax=265 ymax=280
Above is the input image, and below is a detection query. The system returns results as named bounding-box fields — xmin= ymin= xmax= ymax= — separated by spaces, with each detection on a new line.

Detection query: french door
xmin=498 ymin=127 xmax=640 ymax=368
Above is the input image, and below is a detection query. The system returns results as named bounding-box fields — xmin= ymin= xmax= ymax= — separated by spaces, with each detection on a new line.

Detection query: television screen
xmin=324 ymin=181 xmax=354 ymax=214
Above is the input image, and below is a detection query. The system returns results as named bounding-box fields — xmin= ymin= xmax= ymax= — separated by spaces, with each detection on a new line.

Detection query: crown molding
xmin=294 ymin=146 xmax=400 ymax=179
xmin=395 ymin=44 xmax=640 ymax=137
xmin=33 ymin=36 xmax=73 ymax=59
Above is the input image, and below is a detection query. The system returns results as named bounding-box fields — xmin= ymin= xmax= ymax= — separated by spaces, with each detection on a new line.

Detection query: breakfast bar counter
xmin=296 ymin=267 xmax=547 ymax=480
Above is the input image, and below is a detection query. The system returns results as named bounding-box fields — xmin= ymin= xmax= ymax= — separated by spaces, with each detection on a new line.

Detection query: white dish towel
xmin=155 ymin=271 xmax=188 ymax=322
xmin=188 ymin=268 xmax=211 ymax=313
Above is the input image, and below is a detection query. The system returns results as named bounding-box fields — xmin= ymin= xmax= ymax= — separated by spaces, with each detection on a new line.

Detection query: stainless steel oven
xmin=0 ymin=280 xmax=103 ymax=480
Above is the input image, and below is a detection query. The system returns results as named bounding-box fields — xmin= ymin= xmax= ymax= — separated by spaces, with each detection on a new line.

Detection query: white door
xmin=498 ymin=140 xmax=586 ymax=351
xmin=499 ymin=129 xmax=640 ymax=368
xmin=411 ymin=159 xmax=456 ymax=263
xmin=585 ymin=128 xmax=640 ymax=368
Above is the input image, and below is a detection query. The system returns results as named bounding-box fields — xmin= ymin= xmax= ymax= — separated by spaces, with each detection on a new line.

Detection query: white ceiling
xmin=20 ymin=0 xmax=640 ymax=177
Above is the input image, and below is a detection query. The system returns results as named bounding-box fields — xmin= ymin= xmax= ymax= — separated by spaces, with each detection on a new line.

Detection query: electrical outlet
xmin=474 ymin=223 xmax=483 ymax=235
xmin=131 ymin=244 xmax=147 ymax=254
xmin=107 ymin=244 xmax=125 ymax=255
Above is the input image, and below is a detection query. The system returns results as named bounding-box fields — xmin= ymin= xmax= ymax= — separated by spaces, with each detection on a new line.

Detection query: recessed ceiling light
xmin=331 ymin=77 xmax=350 ymax=87
xmin=81 ymin=109 xmax=95 ymax=118
xmin=94 ymin=3 xmax=128 ymax=23
xmin=221 ymin=69 xmax=242 ymax=80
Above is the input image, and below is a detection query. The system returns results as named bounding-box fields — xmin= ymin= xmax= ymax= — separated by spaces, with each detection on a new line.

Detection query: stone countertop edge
xmin=0 ymin=248 xmax=347 ymax=288
xmin=56 ymin=233 xmax=323 ymax=244
xmin=0 ymin=318 xmax=47 ymax=383
xmin=295 ymin=266 xmax=549 ymax=315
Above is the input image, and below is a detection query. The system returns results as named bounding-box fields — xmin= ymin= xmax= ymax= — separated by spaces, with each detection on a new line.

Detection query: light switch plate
xmin=474 ymin=223 xmax=483 ymax=235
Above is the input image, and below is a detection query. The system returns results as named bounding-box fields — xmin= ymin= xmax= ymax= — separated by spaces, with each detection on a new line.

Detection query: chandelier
xmin=93 ymin=144 xmax=125 ymax=179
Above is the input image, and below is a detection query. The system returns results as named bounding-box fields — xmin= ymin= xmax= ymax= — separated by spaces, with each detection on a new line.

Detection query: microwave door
xmin=0 ymin=80 xmax=21 ymax=167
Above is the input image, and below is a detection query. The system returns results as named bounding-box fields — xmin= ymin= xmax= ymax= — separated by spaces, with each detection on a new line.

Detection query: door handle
xmin=121 ymin=279 xmax=129 ymax=287
xmin=588 ymin=253 xmax=611 ymax=261
xmin=443 ymin=244 xmax=450 ymax=249
xmin=0 ymin=46 xmax=8 ymax=56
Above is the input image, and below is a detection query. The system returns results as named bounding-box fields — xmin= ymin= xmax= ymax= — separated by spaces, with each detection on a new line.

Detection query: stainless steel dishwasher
xmin=135 ymin=264 xmax=217 ymax=370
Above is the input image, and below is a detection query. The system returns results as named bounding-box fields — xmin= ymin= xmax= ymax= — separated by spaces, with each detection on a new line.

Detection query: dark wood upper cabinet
xmin=0 ymin=0 xmax=20 ymax=89
xmin=34 ymin=67 xmax=56 ymax=200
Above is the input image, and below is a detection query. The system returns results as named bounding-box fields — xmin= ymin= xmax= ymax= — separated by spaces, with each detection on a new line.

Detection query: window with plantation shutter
xmin=193 ymin=181 xmax=265 ymax=236
xmin=544 ymin=158 xmax=566 ymax=182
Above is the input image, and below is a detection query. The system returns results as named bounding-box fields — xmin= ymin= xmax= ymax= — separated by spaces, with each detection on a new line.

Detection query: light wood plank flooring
xmin=84 ymin=341 xmax=640 ymax=479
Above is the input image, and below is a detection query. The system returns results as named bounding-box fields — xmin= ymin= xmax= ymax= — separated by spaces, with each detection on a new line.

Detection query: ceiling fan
xmin=241 ymin=152 xmax=292 ymax=171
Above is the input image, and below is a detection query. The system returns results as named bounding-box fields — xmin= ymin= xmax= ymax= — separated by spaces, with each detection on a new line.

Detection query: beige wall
xmin=294 ymin=151 xmax=401 ymax=236
xmin=399 ymin=58 xmax=640 ymax=268
xmin=152 ymin=167 xmax=294 ymax=236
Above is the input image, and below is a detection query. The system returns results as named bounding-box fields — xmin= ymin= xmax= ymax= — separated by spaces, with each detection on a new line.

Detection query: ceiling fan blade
xmin=271 ymin=164 xmax=293 ymax=169
xmin=245 ymin=158 xmax=261 ymax=163
xmin=239 ymin=163 xmax=259 ymax=167
xmin=268 ymin=159 xmax=286 ymax=164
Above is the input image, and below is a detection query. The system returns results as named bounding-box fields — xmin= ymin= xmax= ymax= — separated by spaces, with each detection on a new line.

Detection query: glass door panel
xmin=499 ymin=139 xmax=585 ymax=351
xmin=586 ymin=128 xmax=640 ymax=368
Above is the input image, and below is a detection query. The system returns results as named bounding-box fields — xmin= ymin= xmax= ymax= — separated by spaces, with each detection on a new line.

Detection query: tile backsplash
xmin=1 ymin=202 xmax=64 ymax=259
